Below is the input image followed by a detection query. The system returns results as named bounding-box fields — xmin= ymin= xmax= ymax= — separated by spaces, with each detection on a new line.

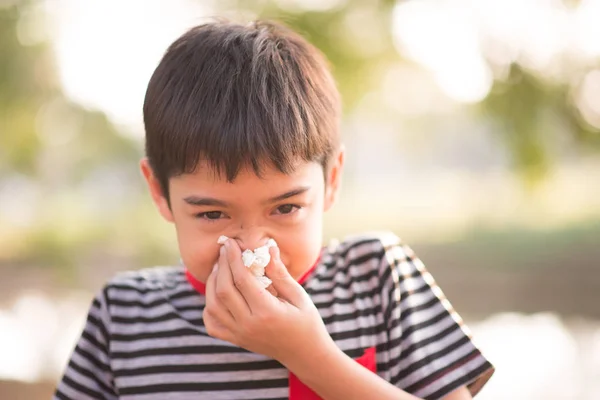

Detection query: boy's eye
xmin=275 ymin=204 xmax=300 ymax=215
xmin=197 ymin=211 xmax=224 ymax=220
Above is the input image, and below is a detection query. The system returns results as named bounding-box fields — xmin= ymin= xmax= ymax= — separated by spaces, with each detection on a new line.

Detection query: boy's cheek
xmin=277 ymin=234 xmax=322 ymax=279
xmin=175 ymin=230 xmax=218 ymax=279
xmin=180 ymin=250 xmax=218 ymax=282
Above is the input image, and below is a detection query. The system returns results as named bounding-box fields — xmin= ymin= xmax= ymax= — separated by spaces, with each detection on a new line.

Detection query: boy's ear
xmin=140 ymin=158 xmax=175 ymax=223
xmin=324 ymin=146 xmax=345 ymax=212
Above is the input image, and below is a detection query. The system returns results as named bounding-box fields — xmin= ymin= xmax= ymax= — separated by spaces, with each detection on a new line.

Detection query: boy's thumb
xmin=265 ymin=246 xmax=307 ymax=307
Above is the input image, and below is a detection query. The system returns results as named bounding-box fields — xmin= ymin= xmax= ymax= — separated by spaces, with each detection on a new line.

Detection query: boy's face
xmin=141 ymin=153 xmax=344 ymax=282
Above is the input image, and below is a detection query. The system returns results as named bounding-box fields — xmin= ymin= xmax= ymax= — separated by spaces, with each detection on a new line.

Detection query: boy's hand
xmin=203 ymin=239 xmax=335 ymax=367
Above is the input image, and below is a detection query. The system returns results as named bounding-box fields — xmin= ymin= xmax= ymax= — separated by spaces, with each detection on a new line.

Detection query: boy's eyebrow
xmin=183 ymin=196 xmax=230 ymax=207
xmin=183 ymin=186 xmax=311 ymax=207
xmin=267 ymin=186 xmax=311 ymax=203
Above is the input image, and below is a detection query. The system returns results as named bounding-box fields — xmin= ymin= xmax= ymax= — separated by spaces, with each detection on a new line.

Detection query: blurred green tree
xmin=219 ymin=0 xmax=600 ymax=183
xmin=0 ymin=1 xmax=140 ymax=186
xmin=0 ymin=1 xmax=145 ymax=274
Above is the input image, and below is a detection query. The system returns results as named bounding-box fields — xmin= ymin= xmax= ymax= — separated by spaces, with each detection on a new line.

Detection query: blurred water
xmin=0 ymin=291 xmax=90 ymax=383
xmin=469 ymin=313 xmax=600 ymax=400
xmin=1 ymin=291 xmax=599 ymax=399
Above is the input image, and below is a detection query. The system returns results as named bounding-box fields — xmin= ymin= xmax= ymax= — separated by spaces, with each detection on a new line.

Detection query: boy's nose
xmin=231 ymin=230 xmax=271 ymax=252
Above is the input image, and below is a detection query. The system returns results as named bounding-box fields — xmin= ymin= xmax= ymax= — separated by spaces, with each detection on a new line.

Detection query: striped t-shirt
xmin=54 ymin=232 xmax=494 ymax=400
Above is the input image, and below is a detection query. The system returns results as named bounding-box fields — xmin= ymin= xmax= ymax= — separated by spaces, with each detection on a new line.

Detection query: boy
xmin=54 ymin=20 xmax=493 ymax=400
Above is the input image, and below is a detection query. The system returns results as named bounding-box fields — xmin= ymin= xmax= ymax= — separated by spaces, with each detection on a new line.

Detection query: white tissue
xmin=217 ymin=236 xmax=277 ymax=288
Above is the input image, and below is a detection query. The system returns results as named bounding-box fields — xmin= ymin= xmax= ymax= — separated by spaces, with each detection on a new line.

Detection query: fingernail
xmin=224 ymin=239 xmax=231 ymax=248
xmin=220 ymin=246 xmax=225 ymax=255
xmin=212 ymin=264 xmax=218 ymax=273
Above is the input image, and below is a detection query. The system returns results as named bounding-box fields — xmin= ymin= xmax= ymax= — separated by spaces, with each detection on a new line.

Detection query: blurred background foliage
xmin=1 ymin=0 xmax=600 ymax=278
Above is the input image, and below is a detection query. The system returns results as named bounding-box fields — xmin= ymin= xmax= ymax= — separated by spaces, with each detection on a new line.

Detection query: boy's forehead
xmin=182 ymin=159 xmax=323 ymax=184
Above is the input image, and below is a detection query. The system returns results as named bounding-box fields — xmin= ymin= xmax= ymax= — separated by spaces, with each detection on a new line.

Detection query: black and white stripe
xmin=54 ymin=232 xmax=493 ymax=400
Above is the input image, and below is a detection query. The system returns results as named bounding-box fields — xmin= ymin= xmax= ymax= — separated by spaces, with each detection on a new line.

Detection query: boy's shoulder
xmin=306 ymin=230 xmax=419 ymax=300
xmin=317 ymin=230 xmax=414 ymax=281
xmin=104 ymin=265 xmax=185 ymax=294
xmin=325 ymin=230 xmax=405 ymax=261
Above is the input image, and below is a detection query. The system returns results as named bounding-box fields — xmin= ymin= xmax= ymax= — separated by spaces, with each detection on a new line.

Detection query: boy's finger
xmin=265 ymin=284 xmax=278 ymax=297
xmin=204 ymin=263 xmax=237 ymax=331
xmin=203 ymin=309 xmax=236 ymax=344
xmin=223 ymin=239 xmax=269 ymax=311
xmin=265 ymin=246 xmax=309 ymax=307
xmin=217 ymin=245 xmax=252 ymax=318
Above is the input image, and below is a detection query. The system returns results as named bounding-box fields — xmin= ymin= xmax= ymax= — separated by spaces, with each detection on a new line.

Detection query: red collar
xmin=185 ymin=268 xmax=209 ymax=295
xmin=185 ymin=254 xmax=321 ymax=295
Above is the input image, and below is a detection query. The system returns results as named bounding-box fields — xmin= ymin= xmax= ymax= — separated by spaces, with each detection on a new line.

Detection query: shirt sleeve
xmin=54 ymin=287 xmax=118 ymax=400
xmin=378 ymin=233 xmax=494 ymax=399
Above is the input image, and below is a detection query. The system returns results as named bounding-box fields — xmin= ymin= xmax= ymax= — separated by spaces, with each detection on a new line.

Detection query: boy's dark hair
xmin=143 ymin=19 xmax=341 ymax=200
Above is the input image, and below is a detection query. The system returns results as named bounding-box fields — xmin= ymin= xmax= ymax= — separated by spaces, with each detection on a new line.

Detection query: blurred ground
xmin=0 ymin=380 xmax=56 ymax=400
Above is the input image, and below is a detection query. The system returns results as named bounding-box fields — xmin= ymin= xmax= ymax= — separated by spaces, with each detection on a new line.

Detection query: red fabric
xmin=296 ymin=254 xmax=320 ymax=285
xmin=185 ymin=253 xmax=321 ymax=295
xmin=185 ymin=269 xmax=207 ymax=294
xmin=289 ymin=347 xmax=377 ymax=400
